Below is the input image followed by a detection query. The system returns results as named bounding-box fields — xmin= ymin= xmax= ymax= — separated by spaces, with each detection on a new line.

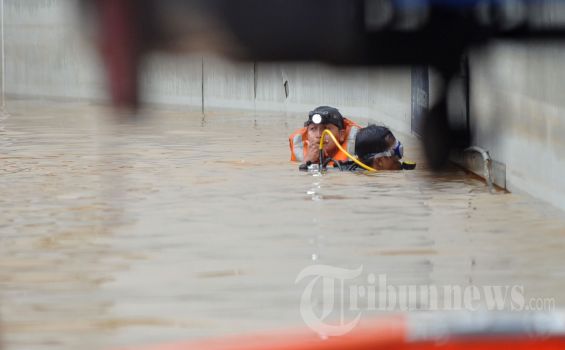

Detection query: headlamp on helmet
xmin=305 ymin=107 xmax=344 ymax=129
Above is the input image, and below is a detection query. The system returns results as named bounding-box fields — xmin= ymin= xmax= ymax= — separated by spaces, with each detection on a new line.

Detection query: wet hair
xmin=355 ymin=124 xmax=394 ymax=164
xmin=305 ymin=106 xmax=345 ymax=130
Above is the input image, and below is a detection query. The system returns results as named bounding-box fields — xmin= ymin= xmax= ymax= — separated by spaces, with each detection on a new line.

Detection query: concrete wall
xmin=469 ymin=42 xmax=565 ymax=211
xmin=3 ymin=0 xmax=565 ymax=210
xmin=253 ymin=63 xmax=411 ymax=132
xmin=1 ymin=0 xmax=412 ymax=134
xmin=3 ymin=0 xmax=107 ymax=101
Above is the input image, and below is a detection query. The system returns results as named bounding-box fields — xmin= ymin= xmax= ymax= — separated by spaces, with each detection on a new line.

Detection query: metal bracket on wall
xmin=451 ymin=147 xmax=507 ymax=192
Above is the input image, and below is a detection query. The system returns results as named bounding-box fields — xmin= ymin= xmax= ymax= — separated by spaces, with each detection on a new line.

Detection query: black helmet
xmin=305 ymin=106 xmax=344 ymax=130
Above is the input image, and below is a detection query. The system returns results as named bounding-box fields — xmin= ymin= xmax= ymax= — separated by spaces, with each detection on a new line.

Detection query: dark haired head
xmin=355 ymin=125 xmax=394 ymax=164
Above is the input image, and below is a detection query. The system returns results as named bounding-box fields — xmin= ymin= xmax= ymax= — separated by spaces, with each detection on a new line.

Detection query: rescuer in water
xmin=289 ymin=106 xmax=360 ymax=165
xmin=353 ymin=124 xmax=405 ymax=170
xmin=290 ymin=106 xmax=413 ymax=171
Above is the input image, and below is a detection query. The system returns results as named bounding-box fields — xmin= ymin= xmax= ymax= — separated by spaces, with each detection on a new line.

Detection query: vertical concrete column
xmin=0 ymin=0 xmax=5 ymax=108
xmin=410 ymin=66 xmax=429 ymax=136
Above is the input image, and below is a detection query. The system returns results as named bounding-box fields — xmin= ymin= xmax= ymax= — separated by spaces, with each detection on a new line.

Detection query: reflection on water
xmin=1 ymin=100 xmax=564 ymax=350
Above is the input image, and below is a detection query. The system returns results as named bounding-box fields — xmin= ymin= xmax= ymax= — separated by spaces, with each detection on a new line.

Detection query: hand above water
xmin=304 ymin=140 xmax=327 ymax=164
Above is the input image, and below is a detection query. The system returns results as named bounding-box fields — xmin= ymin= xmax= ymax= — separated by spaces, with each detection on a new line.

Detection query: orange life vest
xmin=289 ymin=118 xmax=361 ymax=163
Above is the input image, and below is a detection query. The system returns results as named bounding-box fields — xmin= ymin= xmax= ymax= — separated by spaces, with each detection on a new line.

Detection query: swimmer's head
xmin=355 ymin=125 xmax=402 ymax=170
xmin=305 ymin=106 xmax=346 ymax=154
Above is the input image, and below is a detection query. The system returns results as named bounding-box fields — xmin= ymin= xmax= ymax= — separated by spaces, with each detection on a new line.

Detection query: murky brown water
xmin=1 ymin=100 xmax=565 ymax=350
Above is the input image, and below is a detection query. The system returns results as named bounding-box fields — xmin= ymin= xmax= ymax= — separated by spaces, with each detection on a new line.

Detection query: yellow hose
xmin=319 ymin=129 xmax=377 ymax=172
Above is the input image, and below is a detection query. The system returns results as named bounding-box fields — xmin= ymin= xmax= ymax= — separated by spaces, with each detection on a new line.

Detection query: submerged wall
xmin=2 ymin=0 xmax=565 ymax=210
xmin=470 ymin=43 xmax=565 ymax=211
xmin=1 ymin=0 xmax=412 ymax=134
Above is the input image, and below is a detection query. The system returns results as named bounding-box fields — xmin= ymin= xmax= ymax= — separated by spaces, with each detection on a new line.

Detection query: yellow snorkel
xmin=319 ymin=129 xmax=377 ymax=172
xmin=318 ymin=129 xmax=416 ymax=172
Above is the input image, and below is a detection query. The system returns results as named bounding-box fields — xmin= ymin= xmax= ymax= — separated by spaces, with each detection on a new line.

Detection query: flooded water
xmin=1 ymin=100 xmax=565 ymax=350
